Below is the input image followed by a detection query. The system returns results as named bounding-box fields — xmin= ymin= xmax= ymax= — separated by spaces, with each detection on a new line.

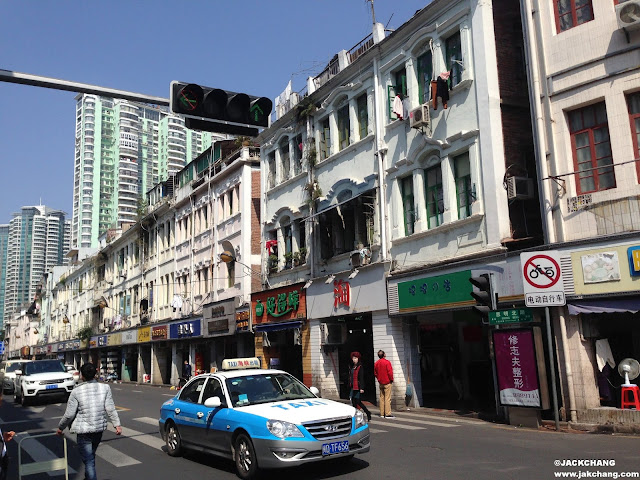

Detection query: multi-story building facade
xmin=2 ymin=205 xmax=69 ymax=330
xmin=36 ymin=140 xmax=261 ymax=386
xmin=258 ymin=0 xmax=543 ymax=414
xmin=71 ymin=94 xmax=218 ymax=249
xmin=522 ymin=0 xmax=640 ymax=425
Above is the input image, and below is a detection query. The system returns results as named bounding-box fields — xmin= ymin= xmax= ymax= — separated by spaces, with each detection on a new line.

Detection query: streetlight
xmin=219 ymin=250 xmax=271 ymax=289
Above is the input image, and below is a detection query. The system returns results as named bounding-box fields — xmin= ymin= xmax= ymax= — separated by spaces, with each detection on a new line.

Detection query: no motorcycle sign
xmin=520 ymin=251 xmax=566 ymax=307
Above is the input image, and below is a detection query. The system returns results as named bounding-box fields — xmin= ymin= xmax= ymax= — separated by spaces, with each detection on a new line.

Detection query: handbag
xmin=405 ymin=383 xmax=413 ymax=397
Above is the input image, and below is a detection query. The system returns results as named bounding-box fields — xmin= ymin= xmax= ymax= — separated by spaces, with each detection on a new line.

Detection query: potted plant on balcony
xmin=284 ymin=252 xmax=294 ymax=269
xmin=293 ymin=247 xmax=308 ymax=266
xmin=268 ymin=254 xmax=279 ymax=273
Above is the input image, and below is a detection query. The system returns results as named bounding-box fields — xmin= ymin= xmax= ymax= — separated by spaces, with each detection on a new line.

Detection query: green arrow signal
xmin=250 ymin=104 xmax=264 ymax=121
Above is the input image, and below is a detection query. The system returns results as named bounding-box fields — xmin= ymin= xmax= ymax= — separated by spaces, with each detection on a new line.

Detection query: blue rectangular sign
xmin=169 ymin=319 xmax=201 ymax=339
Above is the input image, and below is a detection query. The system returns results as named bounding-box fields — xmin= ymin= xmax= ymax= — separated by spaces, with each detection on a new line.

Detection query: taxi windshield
xmin=225 ymin=373 xmax=315 ymax=407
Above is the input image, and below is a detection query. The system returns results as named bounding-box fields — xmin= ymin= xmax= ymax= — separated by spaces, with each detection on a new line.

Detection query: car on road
xmin=14 ymin=359 xmax=75 ymax=406
xmin=159 ymin=357 xmax=370 ymax=480
xmin=0 ymin=360 xmax=32 ymax=395
xmin=64 ymin=364 xmax=80 ymax=384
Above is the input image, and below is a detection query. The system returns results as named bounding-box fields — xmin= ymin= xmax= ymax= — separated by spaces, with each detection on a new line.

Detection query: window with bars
xmin=320 ymin=118 xmax=331 ymax=160
xmin=568 ymin=102 xmax=615 ymax=194
xmin=337 ymin=104 xmax=350 ymax=151
xmin=417 ymin=51 xmax=433 ymax=104
xmin=425 ymin=166 xmax=444 ymax=228
xmin=388 ymin=68 xmax=407 ymax=121
xmin=554 ymin=0 xmax=594 ymax=33
xmin=401 ymin=176 xmax=415 ymax=236
xmin=454 ymin=152 xmax=473 ymax=220
xmin=627 ymin=92 xmax=640 ymax=181
xmin=357 ymin=94 xmax=368 ymax=140
xmin=280 ymin=138 xmax=290 ymax=181
xmin=446 ymin=32 xmax=462 ymax=88
xmin=267 ymin=153 xmax=276 ymax=189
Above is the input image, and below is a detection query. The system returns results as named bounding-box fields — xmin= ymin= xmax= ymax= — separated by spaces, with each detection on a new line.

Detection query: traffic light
xmin=469 ymin=273 xmax=497 ymax=320
xmin=170 ymin=81 xmax=273 ymax=136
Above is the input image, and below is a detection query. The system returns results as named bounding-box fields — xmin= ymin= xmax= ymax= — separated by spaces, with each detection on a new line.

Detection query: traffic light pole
xmin=0 ymin=69 xmax=169 ymax=106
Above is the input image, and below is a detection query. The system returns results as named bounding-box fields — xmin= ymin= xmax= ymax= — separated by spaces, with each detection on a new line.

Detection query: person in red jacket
xmin=374 ymin=350 xmax=395 ymax=418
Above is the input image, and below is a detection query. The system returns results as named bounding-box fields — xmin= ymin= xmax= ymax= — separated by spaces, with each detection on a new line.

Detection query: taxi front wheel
xmin=234 ymin=433 xmax=258 ymax=480
xmin=165 ymin=422 xmax=184 ymax=457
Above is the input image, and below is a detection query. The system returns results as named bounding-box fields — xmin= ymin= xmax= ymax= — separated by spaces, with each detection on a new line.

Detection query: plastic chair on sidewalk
xmin=18 ymin=432 xmax=69 ymax=480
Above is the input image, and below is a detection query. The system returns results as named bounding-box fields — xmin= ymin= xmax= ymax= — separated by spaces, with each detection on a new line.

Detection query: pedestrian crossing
xmin=11 ymin=411 xmax=488 ymax=472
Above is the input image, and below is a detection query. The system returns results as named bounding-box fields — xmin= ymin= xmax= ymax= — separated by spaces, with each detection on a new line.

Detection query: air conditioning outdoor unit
xmin=506 ymin=176 xmax=535 ymax=200
xmin=320 ymin=323 xmax=346 ymax=345
xmin=409 ymin=103 xmax=430 ymax=130
xmin=617 ymin=0 xmax=640 ymax=31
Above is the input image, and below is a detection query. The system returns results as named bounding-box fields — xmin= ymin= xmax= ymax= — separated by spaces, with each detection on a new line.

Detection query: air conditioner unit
xmin=409 ymin=103 xmax=430 ymax=130
xmin=617 ymin=1 xmax=640 ymax=31
xmin=320 ymin=323 xmax=346 ymax=345
xmin=351 ymin=248 xmax=372 ymax=268
xmin=506 ymin=176 xmax=535 ymax=200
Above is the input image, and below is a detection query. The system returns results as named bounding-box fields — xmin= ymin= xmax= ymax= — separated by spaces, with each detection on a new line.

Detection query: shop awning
xmin=254 ymin=320 xmax=302 ymax=332
xmin=568 ymin=298 xmax=640 ymax=315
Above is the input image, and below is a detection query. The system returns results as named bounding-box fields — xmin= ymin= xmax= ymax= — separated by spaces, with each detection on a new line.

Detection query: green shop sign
xmin=489 ymin=308 xmax=534 ymax=325
xmin=398 ymin=270 xmax=474 ymax=313
xmin=255 ymin=290 xmax=300 ymax=318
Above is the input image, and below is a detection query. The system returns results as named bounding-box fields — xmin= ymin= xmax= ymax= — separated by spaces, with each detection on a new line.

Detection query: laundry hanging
xmin=393 ymin=94 xmax=404 ymax=119
xmin=432 ymin=71 xmax=452 ymax=110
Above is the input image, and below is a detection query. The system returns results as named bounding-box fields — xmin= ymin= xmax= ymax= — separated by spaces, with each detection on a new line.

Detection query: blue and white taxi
xmin=159 ymin=357 xmax=370 ymax=479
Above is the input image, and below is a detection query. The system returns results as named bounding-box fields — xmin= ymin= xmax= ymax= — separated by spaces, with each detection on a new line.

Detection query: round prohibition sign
xmin=523 ymin=255 xmax=561 ymax=289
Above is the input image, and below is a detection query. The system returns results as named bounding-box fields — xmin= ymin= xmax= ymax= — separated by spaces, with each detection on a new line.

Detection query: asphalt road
xmin=1 ymin=382 xmax=639 ymax=480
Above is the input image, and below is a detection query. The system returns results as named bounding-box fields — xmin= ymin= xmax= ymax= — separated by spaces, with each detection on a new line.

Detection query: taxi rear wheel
xmin=165 ymin=422 xmax=183 ymax=457
xmin=234 ymin=433 xmax=258 ymax=480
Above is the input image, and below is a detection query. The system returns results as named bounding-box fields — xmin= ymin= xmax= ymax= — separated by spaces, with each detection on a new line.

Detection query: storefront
xmin=203 ymin=299 xmax=239 ymax=373
xmin=137 ymin=326 xmax=152 ymax=382
xmin=306 ymin=264 xmax=387 ymax=404
xmin=388 ymin=268 xmax=497 ymax=412
xmin=564 ymin=244 xmax=640 ymax=412
xmin=251 ymin=283 xmax=307 ymax=383
xmin=121 ymin=329 xmax=138 ymax=382
xmin=168 ymin=318 xmax=203 ymax=382
xmin=151 ymin=324 xmax=171 ymax=384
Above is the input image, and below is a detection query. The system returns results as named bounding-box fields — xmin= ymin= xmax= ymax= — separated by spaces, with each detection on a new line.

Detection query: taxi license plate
xmin=321 ymin=440 xmax=349 ymax=456
xmin=46 ymin=384 xmax=58 ymax=390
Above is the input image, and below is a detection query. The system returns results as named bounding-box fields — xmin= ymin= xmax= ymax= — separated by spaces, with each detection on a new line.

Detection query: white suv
xmin=14 ymin=360 xmax=75 ymax=406
xmin=0 ymin=360 xmax=32 ymax=395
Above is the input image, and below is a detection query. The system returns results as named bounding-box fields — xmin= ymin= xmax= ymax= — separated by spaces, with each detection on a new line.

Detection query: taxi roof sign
xmin=221 ymin=357 xmax=261 ymax=371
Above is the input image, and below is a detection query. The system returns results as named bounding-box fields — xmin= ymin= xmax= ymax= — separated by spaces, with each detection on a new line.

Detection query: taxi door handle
xmin=197 ymin=412 xmax=204 ymax=419
xmin=174 ymin=408 xmax=181 ymax=414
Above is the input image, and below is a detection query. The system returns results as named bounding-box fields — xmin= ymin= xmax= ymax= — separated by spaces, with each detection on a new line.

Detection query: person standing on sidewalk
xmin=374 ymin=350 xmax=395 ymax=418
xmin=56 ymin=363 xmax=122 ymax=480
xmin=348 ymin=351 xmax=372 ymax=421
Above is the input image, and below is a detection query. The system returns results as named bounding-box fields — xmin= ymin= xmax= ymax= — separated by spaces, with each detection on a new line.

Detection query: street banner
xmin=493 ymin=329 xmax=541 ymax=408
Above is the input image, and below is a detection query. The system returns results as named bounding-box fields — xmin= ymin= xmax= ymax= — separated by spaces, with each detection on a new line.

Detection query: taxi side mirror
xmin=204 ymin=396 xmax=222 ymax=408
xmin=310 ymin=386 xmax=320 ymax=397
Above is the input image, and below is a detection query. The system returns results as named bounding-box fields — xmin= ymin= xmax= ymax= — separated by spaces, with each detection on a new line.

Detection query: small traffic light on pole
xmin=170 ymin=81 xmax=273 ymax=136
xmin=469 ymin=273 xmax=497 ymax=321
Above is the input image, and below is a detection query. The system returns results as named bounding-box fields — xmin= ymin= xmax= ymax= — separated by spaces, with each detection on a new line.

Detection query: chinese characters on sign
xmin=334 ymin=280 xmax=350 ymax=308
xmin=524 ymin=293 xmax=565 ymax=307
xmin=493 ymin=329 xmax=541 ymax=408
xmin=489 ymin=308 xmax=534 ymax=325
xmin=397 ymin=270 xmax=473 ymax=313
xmin=256 ymin=290 xmax=300 ymax=318
xmin=235 ymin=310 xmax=250 ymax=332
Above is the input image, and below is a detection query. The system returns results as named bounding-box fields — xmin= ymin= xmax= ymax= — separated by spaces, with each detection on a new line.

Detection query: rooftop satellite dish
xmin=617 ymin=358 xmax=640 ymax=387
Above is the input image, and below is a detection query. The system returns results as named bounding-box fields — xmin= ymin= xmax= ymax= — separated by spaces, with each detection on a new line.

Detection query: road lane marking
xmin=19 ymin=432 xmax=77 ymax=476
xmin=377 ymin=417 xmax=461 ymax=428
xmin=28 ymin=407 xmax=46 ymax=414
xmin=95 ymin=442 xmax=141 ymax=467
xmin=119 ymin=426 xmax=165 ymax=450
xmin=132 ymin=390 xmax=143 ymax=393
xmin=132 ymin=417 xmax=158 ymax=426
xmin=390 ymin=412 xmax=486 ymax=425
xmin=162 ymin=394 xmax=176 ymax=397
xmin=368 ymin=420 xmax=424 ymax=430
xmin=0 ymin=416 xmax=64 ymax=425
xmin=368 ymin=428 xmax=387 ymax=433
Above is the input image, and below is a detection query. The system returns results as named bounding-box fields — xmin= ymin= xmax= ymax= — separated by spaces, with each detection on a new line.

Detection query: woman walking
xmin=348 ymin=351 xmax=372 ymax=421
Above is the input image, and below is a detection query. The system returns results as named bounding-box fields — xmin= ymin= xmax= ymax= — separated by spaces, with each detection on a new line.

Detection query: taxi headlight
xmin=267 ymin=420 xmax=304 ymax=438
xmin=355 ymin=410 xmax=366 ymax=429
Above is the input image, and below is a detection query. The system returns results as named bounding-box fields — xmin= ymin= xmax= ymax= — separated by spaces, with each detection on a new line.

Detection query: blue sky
xmin=0 ymin=0 xmax=430 ymax=222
